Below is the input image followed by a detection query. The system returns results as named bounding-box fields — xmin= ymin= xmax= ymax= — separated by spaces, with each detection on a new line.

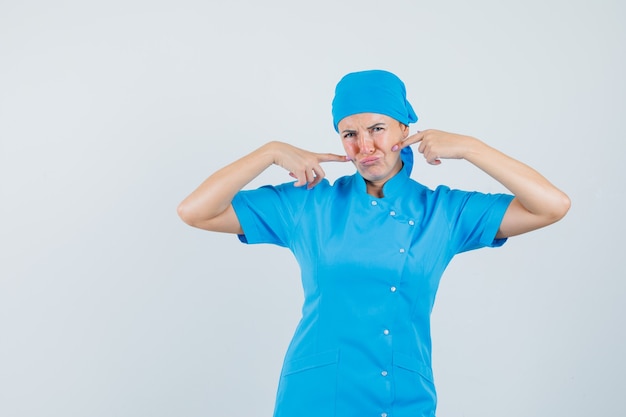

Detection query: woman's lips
xmin=359 ymin=156 xmax=380 ymax=166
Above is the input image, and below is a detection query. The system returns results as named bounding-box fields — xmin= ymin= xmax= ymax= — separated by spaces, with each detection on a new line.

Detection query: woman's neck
xmin=366 ymin=181 xmax=385 ymax=198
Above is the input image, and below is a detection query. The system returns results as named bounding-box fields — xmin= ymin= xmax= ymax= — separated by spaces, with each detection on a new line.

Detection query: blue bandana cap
xmin=331 ymin=69 xmax=418 ymax=132
xmin=400 ymin=146 xmax=414 ymax=174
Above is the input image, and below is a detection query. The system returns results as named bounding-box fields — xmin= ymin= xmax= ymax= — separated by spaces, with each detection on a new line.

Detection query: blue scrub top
xmin=232 ymin=162 xmax=514 ymax=417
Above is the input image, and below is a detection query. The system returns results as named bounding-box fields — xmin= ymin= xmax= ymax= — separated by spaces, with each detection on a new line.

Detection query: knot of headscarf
xmin=331 ymin=69 xmax=418 ymax=132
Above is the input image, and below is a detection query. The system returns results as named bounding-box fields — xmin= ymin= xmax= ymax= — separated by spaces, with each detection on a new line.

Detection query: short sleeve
xmin=439 ymin=187 xmax=515 ymax=254
xmin=231 ymin=182 xmax=312 ymax=247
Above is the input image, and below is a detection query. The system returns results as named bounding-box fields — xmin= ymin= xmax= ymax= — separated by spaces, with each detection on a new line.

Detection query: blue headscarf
xmin=331 ymin=69 xmax=418 ymax=132
xmin=332 ymin=69 xmax=418 ymax=173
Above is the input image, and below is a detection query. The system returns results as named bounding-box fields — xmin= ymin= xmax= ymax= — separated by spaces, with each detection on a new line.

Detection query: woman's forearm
xmin=177 ymin=141 xmax=348 ymax=230
xmin=177 ymin=142 xmax=277 ymax=227
xmin=402 ymin=129 xmax=571 ymax=236
xmin=463 ymin=137 xmax=571 ymax=222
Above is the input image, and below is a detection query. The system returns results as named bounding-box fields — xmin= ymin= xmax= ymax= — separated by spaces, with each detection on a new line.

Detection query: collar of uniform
xmin=352 ymin=161 xmax=411 ymax=200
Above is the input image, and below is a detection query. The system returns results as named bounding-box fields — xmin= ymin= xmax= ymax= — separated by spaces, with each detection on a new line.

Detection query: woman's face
xmin=338 ymin=113 xmax=409 ymax=186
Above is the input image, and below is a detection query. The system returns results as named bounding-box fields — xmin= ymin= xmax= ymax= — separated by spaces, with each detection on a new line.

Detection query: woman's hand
xmin=394 ymin=129 xmax=477 ymax=165
xmin=269 ymin=141 xmax=349 ymax=189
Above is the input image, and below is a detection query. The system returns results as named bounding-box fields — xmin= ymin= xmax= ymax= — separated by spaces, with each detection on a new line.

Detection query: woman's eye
xmin=343 ymin=133 xmax=355 ymax=139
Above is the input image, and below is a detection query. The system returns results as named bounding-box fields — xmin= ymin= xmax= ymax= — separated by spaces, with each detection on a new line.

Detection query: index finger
xmin=393 ymin=131 xmax=424 ymax=152
xmin=316 ymin=153 xmax=350 ymax=163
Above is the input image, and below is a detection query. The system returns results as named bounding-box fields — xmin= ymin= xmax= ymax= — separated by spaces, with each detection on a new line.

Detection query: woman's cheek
xmin=342 ymin=141 xmax=359 ymax=158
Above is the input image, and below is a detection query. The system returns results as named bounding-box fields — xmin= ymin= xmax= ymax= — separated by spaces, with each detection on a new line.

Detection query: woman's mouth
xmin=359 ymin=156 xmax=380 ymax=166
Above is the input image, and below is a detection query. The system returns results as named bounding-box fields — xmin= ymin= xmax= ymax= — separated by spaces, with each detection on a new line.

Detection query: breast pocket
xmin=274 ymin=350 xmax=339 ymax=417
xmin=392 ymin=352 xmax=437 ymax=416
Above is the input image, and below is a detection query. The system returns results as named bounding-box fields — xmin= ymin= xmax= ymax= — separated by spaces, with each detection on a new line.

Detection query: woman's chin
xmin=359 ymin=169 xmax=389 ymax=184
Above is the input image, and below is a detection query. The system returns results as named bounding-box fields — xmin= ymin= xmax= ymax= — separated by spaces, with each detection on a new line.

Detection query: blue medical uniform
xmin=231 ymin=160 xmax=514 ymax=417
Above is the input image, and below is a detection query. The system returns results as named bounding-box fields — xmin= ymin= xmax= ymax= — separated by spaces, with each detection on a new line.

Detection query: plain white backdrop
xmin=1 ymin=0 xmax=624 ymax=416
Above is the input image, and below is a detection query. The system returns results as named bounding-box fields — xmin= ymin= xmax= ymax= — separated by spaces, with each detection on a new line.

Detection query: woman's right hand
xmin=268 ymin=141 xmax=349 ymax=189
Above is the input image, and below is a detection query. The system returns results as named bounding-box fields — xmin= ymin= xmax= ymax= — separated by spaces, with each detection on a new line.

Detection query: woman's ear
xmin=400 ymin=122 xmax=410 ymax=138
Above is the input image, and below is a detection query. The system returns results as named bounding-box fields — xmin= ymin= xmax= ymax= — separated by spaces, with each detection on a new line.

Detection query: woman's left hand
xmin=394 ymin=129 xmax=477 ymax=165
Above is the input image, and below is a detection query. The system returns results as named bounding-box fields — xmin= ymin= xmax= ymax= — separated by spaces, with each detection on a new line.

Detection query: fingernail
xmin=345 ymin=155 xmax=352 ymax=161
xmin=391 ymin=145 xmax=399 ymax=152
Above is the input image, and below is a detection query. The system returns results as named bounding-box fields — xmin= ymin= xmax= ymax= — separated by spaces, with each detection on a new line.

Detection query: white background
xmin=1 ymin=0 xmax=624 ymax=416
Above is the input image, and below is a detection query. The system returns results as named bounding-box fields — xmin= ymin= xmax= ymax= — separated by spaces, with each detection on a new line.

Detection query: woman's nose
xmin=358 ymin=134 xmax=375 ymax=154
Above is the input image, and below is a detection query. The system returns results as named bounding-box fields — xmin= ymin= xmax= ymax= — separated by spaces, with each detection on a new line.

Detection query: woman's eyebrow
xmin=367 ymin=122 xmax=386 ymax=129
xmin=340 ymin=128 xmax=357 ymax=135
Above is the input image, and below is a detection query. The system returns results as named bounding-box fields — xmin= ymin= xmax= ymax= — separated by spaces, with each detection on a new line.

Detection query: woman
xmin=177 ymin=70 xmax=570 ymax=417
